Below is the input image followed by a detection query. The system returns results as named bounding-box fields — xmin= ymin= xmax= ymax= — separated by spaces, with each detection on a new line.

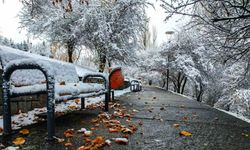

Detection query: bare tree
xmin=160 ymin=0 xmax=250 ymax=63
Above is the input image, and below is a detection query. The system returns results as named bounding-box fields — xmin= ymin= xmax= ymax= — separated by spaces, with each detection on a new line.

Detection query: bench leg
xmin=47 ymin=88 xmax=55 ymax=141
xmin=3 ymin=81 xmax=12 ymax=135
xmin=110 ymin=90 xmax=114 ymax=101
xmin=81 ymin=98 xmax=85 ymax=109
xmin=105 ymin=92 xmax=110 ymax=111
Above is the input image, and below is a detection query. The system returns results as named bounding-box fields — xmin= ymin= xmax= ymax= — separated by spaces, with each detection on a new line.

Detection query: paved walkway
xmin=1 ymin=87 xmax=250 ymax=150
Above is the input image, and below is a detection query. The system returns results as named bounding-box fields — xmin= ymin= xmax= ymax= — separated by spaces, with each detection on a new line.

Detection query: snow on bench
xmin=0 ymin=45 xmax=110 ymax=140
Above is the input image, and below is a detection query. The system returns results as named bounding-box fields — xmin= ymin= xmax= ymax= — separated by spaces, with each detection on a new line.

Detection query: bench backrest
xmin=0 ymin=46 xmax=81 ymax=86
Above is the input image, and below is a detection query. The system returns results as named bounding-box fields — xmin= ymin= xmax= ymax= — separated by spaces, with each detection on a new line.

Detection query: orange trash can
xmin=109 ymin=67 xmax=124 ymax=90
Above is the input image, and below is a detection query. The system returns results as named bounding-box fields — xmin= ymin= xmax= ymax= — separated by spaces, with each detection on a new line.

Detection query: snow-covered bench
xmin=0 ymin=46 xmax=110 ymax=140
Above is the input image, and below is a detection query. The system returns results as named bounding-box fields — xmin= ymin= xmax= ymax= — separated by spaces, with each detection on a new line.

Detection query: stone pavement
xmin=1 ymin=86 xmax=250 ymax=150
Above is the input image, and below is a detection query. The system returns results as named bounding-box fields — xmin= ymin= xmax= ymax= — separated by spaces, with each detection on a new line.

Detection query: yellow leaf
xmin=12 ymin=137 xmax=26 ymax=145
xmin=92 ymin=136 xmax=105 ymax=145
xmin=19 ymin=129 xmax=29 ymax=135
xmin=64 ymin=129 xmax=74 ymax=138
xmin=179 ymin=130 xmax=192 ymax=136
xmin=64 ymin=142 xmax=73 ymax=147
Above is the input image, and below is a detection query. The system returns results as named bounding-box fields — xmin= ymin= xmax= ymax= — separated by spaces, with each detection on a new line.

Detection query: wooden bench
xmin=0 ymin=46 xmax=110 ymax=140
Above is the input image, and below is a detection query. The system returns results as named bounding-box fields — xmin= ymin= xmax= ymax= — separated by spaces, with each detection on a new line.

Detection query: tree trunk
xmin=177 ymin=72 xmax=181 ymax=93
xmin=99 ymin=54 xmax=106 ymax=72
xmin=162 ymin=78 xmax=166 ymax=88
xmin=181 ymin=77 xmax=187 ymax=94
xmin=67 ymin=41 xmax=75 ymax=63
xmin=166 ymin=69 xmax=169 ymax=91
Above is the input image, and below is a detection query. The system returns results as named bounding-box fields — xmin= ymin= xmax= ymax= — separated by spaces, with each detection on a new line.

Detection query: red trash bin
xmin=109 ymin=67 xmax=124 ymax=90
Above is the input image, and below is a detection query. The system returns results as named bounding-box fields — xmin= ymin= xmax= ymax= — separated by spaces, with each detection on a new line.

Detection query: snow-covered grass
xmin=0 ymin=88 xmax=130 ymax=132
xmin=216 ymin=108 xmax=250 ymax=124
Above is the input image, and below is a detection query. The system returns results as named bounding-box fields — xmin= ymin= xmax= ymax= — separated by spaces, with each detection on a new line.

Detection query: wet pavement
xmin=1 ymin=86 xmax=250 ymax=150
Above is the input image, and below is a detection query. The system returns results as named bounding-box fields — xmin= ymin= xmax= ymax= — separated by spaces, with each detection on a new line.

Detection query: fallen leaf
xmin=138 ymin=121 xmax=143 ymax=126
xmin=60 ymin=81 xmax=66 ymax=85
xmin=121 ymin=128 xmax=133 ymax=134
xmin=113 ymin=138 xmax=128 ymax=145
xmin=122 ymin=134 xmax=129 ymax=139
xmin=94 ymin=124 xmax=100 ymax=127
xmin=90 ymin=128 xmax=96 ymax=131
xmin=77 ymin=146 xmax=89 ymax=150
xmin=64 ymin=129 xmax=74 ymax=138
xmin=68 ymin=105 xmax=77 ymax=110
xmin=183 ymin=116 xmax=189 ymax=121
xmin=179 ymin=130 xmax=192 ymax=136
xmin=64 ymin=142 xmax=73 ymax=147
xmin=91 ymin=118 xmax=99 ymax=124
xmin=84 ymin=138 xmax=91 ymax=143
xmin=173 ymin=124 xmax=180 ymax=128
xmin=12 ymin=137 xmax=25 ymax=145
xmin=75 ymin=99 xmax=80 ymax=104
xmin=128 ymin=124 xmax=138 ymax=132
xmin=19 ymin=129 xmax=29 ymax=135
xmin=92 ymin=136 xmax=105 ymax=145
xmin=109 ymin=128 xmax=120 ymax=133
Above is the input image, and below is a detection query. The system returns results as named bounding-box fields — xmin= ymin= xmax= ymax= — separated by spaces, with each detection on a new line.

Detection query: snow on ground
xmin=0 ymin=88 xmax=130 ymax=132
xmin=216 ymin=108 xmax=250 ymax=124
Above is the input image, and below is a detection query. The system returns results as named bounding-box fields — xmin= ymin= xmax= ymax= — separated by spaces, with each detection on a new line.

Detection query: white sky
xmin=0 ymin=0 xmax=26 ymax=42
xmin=0 ymin=0 xmax=181 ymax=45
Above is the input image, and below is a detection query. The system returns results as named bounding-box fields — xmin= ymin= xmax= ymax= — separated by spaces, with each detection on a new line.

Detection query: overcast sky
xmin=0 ymin=0 xmax=181 ymax=45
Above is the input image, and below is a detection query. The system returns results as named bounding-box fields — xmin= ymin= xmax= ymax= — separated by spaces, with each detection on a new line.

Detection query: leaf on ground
xmin=109 ymin=128 xmax=120 ymax=133
xmin=75 ymin=99 xmax=80 ymax=104
xmin=90 ymin=127 xmax=96 ymax=131
xmin=84 ymin=138 xmax=91 ymax=143
xmin=77 ymin=146 xmax=90 ymax=150
xmin=64 ymin=129 xmax=74 ymax=138
xmin=68 ymin=105 xmax=77 ymax=110
xmin=183 ymin=116 xmax=189 ymax=121
xmin=12 ymin=137 xmax=25 ymax=145
xmin=138 ymin=121 xmax=144 ymax=126
xmin=173 ymin=124 xmax=180 ymax=128
xmin=92 ymin=136 xmax=105 ymax=145
xmin=59 ymin=81 xmax=66 ymax=85
xmin=19 ymin=129 xmax=29 ymax=135
xmin=64 ymin=142 xmax=73 ymax=148
xmin=113 ymin=138 xmax=128 ymax=145
xmin=128 ymin=124 xmax=138 ymax=132
xmin=179 ymin=130 xmax=192 ymax=136
xmin=121 ymin=128 xmax=133 ymax=134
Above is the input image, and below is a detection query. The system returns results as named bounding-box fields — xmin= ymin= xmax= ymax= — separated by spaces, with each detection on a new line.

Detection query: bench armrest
xmin=82 ymin=74 xmax=109 ymax=90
